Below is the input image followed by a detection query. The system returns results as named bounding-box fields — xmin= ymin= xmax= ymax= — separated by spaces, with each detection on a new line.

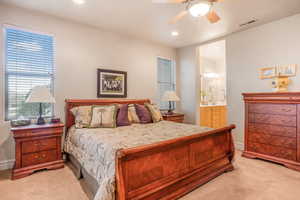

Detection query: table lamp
xmin=162 ymin=91 xmax=180 ymax=115
xmin=25 ymin=86 xmax=56 ymax=125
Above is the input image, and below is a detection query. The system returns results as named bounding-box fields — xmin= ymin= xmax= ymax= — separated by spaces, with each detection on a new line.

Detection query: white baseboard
xmin=0 ymin=159 xmax=15 ymax=171
xmin=235 ymin=141 xmax=244 ymax=151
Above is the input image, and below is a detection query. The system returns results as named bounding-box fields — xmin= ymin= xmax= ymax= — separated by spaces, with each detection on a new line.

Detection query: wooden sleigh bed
xmin=65 ymin=99 xmax=236 ymax=200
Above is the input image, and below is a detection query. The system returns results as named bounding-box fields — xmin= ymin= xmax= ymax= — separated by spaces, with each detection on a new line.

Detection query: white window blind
xmin=157 ymin=57 xmax=176 ymax=110
xmin=4 ymin=27 xmax=54 ymax=120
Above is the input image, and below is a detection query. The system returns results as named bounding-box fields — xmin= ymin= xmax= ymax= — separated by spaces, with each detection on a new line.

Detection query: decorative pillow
xmin=145 ymin=103 xmax=163 ymax=123
xmin=128 ymin=104 xmax=140 ymax=123
xmin=89 ymin=105 xmax=118 ymax=128
xmin=134 ymin=104 xmax=152 ymax=124
xmin=70 ymin=106 xmax=92 ymax=128
xmin=117 ymin=104 xmax=130 ymax=127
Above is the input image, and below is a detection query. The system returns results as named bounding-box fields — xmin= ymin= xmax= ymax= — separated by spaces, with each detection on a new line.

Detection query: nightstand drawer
xmin=22 ymin=138 xmax=57 ymax=154
xmin=162 ymin=113 xmax=184 ymax=123
xmin=22 ymin=150 xmax=57 ymax=167
xmin=168 ymin=116 xmax=184 ymax=122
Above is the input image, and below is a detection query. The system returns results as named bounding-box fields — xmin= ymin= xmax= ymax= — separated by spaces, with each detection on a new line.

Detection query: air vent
xmin=240 ymin=19 xmax=258 ymax=27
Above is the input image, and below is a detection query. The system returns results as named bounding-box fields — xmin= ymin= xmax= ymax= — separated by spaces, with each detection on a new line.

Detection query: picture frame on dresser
xmin=242 ymin=92 xmax=300 ymax=171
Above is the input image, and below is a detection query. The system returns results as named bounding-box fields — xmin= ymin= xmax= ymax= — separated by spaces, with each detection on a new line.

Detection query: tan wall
xmin=177 ymin=13 xmax=300 ymax=149
xmin=226 ymin=14 xmax=300 ymax=148
xmin=0 ymin=4 xmax=176 ymax=168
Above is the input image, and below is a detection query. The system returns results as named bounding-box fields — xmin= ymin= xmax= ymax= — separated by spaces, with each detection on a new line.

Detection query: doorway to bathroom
xmin=198 ymin=40 xmax=227 ymax=128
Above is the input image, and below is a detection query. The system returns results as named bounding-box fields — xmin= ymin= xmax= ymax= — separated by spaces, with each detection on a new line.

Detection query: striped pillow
xmin=145 ymin=103 xmax=163 ymax=123
xmin=128 ymin=104 xmax=140 ymax=123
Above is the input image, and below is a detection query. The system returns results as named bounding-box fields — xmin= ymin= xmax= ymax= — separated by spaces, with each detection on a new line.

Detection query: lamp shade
xmin=162 ymin=91 xmax=180 ymax=102
xmin=25 ymin=86 xmax=56 ymax=103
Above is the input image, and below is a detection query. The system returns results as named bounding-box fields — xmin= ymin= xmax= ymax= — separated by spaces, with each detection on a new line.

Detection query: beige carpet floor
xmin=1 ymin=151 xmax=300 ymax=200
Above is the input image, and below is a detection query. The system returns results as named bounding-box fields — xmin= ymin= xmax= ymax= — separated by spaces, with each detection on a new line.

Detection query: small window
xmin=157 ymin=57 xmax=176 ymax=110
xmin=4 ymin=26 xmax=54 ymax=120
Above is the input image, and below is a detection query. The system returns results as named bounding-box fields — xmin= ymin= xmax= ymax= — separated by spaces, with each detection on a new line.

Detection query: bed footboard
xmin=116 ymin=124 xmax=236 ymax=200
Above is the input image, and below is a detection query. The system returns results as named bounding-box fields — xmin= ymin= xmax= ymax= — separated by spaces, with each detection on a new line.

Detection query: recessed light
xmin=171 ymin=31 xmax=179 ymax=36
xmin=73 ymin=0 xmax=85 ymax=5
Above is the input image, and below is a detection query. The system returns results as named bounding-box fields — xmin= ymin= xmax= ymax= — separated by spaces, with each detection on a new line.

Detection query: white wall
xmin=0 ymin=4 xmax=176 ymax=169
xmin=227 ymin=14 xmax=300 ymax=148
xmin=176 ymin=46 xmax=200 ymax=124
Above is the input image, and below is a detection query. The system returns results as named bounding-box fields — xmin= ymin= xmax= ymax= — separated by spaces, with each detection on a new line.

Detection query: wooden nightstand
xmin=162 ymin=113 xmax=184 ymax=123
xmin=11 ymin=123 xmax=64 ymax=180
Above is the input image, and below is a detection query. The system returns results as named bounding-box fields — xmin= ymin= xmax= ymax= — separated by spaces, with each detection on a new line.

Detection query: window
xmin=157 ymin=57 xmax=176 ymax=110
xmin=4 ymin=26 xmax=54 ymax=120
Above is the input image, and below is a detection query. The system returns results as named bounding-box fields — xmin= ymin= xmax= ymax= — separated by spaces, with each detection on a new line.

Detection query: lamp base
xmin=167 ymin=110 xmax=174 ymax=115
xmin=37 ymin=117 xmax=45 ymax=125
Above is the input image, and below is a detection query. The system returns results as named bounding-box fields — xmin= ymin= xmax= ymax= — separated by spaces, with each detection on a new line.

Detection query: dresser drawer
xmin=22 ymin=138 xmax=57 ymax=154
xmin=248 ymin=123 xmax=296 ymax=138
xmin=248 ymin=132 xmax=296 ymax=149
xmin=22 ymin=150 xmax=57 ymax=167
xmin=249 ymin=113 xmax=296 ymax=127
xmin=248 ymin=104 xmax=296 ymax=115
xmin=248 ymin=142 xmax=296 ymax=161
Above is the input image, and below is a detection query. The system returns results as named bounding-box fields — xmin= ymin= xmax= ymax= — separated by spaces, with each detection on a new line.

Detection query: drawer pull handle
xmin=34 ymin=154 xmax=46 ymax=160
xmin=282 ymin=108 xmax=292 ymax=112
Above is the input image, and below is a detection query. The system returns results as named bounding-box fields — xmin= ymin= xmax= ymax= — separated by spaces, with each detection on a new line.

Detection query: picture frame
xmin=259 ymin=67 xmax=277 ymax=79
xmin=277 ymin=64 xmax=297 ymax=77
xmin=97 ymin=69 xmax=127 ymax=98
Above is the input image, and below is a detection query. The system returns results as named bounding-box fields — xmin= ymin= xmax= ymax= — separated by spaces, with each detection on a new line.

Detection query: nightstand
xmin=162 ymin=113 xmax=184 ymax=123
xmin=11 ymin=123 xmax=64 ymax=180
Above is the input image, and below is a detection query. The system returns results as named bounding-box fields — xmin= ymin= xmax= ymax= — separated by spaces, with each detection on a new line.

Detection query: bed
xmin=64 ymin=99 xmax=235 ymax=200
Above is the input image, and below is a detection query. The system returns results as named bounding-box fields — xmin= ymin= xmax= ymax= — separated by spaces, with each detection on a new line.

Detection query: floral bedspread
xmin=64 ymin=121 xmax=212 ymax=200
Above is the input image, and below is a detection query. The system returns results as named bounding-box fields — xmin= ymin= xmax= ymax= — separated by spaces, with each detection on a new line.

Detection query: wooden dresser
xmin=200 ymin=105 xmax=227 ymax=128
xmin=242 ymin=92 xmax=300 ymax=171
xmin=162 ymin=113 xmax=184 ymax=123
xmin=11 ymin=123 xmax=64 ymax=179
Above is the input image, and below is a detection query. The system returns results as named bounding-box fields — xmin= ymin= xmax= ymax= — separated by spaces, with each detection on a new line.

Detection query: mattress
xmin=64 ymin=121 xmax=212 ymax=200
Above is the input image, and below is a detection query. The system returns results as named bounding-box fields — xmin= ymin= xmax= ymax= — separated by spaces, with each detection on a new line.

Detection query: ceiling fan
xmin=152 ymin=0 xmax=224 ymax=24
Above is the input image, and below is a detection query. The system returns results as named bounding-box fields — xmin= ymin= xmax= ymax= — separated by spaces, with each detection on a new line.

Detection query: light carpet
xmin=1 ymin=151 xmax=300 ymax=200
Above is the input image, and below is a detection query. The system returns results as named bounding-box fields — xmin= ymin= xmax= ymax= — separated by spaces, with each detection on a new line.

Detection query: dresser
xmin=200 ymin=105 xmax=227 ymax=129
xmin=242 ymin=92 xmax=300 ymax=171
xmin=11 ymin=123 xmax=64 ymax=179
xmin=162 ymin=113 xmax=184 ymax=123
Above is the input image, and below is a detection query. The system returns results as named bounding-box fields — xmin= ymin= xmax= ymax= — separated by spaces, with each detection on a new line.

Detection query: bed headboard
xmin=65 ymin=99 xmax=151 ymax=130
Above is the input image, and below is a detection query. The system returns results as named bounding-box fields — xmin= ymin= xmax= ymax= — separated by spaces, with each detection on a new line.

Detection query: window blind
xmin=157 ymin=57 xmax=176 ymax=110
xmin=4 ymin=27 xmax=54 ymax=120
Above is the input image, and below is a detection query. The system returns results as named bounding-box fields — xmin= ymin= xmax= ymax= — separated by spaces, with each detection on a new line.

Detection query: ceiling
xmin=2 ymin=0 xmax=300 ymax=48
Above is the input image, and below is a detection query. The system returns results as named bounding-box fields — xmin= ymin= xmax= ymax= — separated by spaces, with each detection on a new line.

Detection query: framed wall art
xmin=259 ymin=67 xmax=276 ymax=79
xmin=97 ymin=69 xmax=127 ymax=98
xmin=277 ymin=64 xmax=297 ymax=77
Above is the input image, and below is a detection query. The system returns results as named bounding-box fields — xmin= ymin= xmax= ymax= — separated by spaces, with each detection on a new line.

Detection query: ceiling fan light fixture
xmin=72 ymin=0 xmax=86 ymax=5
xmin=189 ymin=3 xmax=211 ymax=17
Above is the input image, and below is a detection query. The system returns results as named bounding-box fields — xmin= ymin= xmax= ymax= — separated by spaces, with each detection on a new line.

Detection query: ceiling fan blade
xmin=206 ymin=10 xmax=221 ymax=23
xmin=152 ymin=0 xmax=186 ymax=4
xmin=169 ymin=10 xmax=188 ymax=24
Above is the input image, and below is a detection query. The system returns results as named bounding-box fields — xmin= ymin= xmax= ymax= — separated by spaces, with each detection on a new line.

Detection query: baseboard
xmin=0 ymin=159 xmax=15 ymax=171
xmin=235 ymin=141 xmax=244 ymax=151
